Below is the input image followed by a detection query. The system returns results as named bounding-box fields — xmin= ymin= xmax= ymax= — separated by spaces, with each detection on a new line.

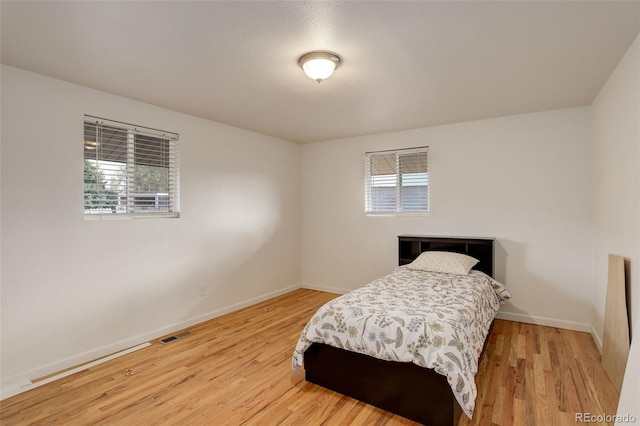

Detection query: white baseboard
xmin=591 ymin=325 xmax=604 ymax=354
xmin=300 ymin=283 xmax=349 ymax=295
xmin=496 ymin=311 xmax=592 ymax=333
xmin=1 ymin=284 xmax=302 ymax=400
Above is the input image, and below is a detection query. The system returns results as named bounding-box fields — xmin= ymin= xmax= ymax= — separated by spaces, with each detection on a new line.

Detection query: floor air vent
xmin=159 ymin=331 xmax=191 ymax=344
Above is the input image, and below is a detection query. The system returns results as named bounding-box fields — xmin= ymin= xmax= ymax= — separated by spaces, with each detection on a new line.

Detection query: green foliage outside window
xmin=84 ymin=160 xmax=118 ymax=211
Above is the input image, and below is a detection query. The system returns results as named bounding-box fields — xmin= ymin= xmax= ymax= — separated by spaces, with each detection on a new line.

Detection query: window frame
xmin=83 ymin=115 xmax=180 ymax=220
xmin=364 ymin=146 xmax=429 ymax=216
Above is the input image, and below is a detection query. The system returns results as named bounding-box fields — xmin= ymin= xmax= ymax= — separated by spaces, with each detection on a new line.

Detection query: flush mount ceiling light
xmin=298 ymin=51 xmax=341 ymax=83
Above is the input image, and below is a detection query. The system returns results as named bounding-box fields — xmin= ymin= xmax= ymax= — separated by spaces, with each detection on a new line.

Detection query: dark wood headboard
xmin=398 ymin=235 xmax=495 ymax=277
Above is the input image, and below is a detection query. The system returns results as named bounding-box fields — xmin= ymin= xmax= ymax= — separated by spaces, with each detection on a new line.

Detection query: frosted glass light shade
xmin=298 ymin=52 xmax=341 ymax=83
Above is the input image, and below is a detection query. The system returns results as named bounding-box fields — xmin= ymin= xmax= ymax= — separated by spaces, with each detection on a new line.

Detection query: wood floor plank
xmin=0 ymin=289 xmax=620 ymax=426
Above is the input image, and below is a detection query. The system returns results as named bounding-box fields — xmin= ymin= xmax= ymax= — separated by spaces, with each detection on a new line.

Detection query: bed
xmin=292 ymin=235 xmax=510 ymax=426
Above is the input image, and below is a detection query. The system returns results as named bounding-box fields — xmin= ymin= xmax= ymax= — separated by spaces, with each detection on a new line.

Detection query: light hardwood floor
xmin=0 ymin=289 xmax=619 ymax=425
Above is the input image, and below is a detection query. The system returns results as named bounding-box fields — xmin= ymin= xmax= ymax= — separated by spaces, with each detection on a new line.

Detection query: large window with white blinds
xmin=83 ymin=115 xmax=180 ymax=218
xmin=365 ymin=147 xmax=429 ymax=215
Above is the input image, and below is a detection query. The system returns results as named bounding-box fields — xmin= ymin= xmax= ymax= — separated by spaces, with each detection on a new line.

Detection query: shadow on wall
xmin=623 ymin=258 xmax=633 ymax=339
xmin=179 ymin=171 xmax=286 ymax=315
xmin=494 ymin=241 xmax=508 ymax=284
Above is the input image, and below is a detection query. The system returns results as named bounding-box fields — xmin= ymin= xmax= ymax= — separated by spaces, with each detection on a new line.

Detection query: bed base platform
xmin=304 ymin=342 xmax=462 ymax=426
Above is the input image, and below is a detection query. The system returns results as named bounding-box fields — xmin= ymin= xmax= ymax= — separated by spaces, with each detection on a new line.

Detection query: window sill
xmin=84 ymin=212 xmax=180 ymax=220
xmin=365 ymin=211 xmax=430 ymax=217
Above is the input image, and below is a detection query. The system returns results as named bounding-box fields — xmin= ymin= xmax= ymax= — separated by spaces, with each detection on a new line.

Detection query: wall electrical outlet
xmin=199 ymin=284 xmax=207 ymax=297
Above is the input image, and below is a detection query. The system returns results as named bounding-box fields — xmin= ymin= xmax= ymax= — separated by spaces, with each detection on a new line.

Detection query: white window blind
xmin=365 ymin=147 xmax=429 ymax=214
xmin=83 ymin=115 xmax=180 ymax=218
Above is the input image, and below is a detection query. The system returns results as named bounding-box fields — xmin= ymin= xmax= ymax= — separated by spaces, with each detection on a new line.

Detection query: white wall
xmin=592 ymin=34 xmax=640 ymax=342
xmin=301 ymin=107 xmax=595 ymax=331
xmin=0 ymin=65 xmax=302 ymax=396
xmin=591 ymin=35 xmax=640 ymax=422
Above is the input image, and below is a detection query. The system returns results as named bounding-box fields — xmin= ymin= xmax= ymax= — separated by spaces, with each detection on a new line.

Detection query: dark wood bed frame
xmin=303 ymin=235 xmax=495 ymax=426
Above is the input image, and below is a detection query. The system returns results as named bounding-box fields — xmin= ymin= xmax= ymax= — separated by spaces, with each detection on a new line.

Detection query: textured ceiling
xmin=1 ymin=1 xmax=639 ymax=143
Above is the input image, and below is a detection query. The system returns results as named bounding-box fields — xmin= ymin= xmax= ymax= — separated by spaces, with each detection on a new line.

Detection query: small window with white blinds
xmin=365 ymin=147 xmax=429 ymax=215
xmin=83 ymin=115 xmax=180 ymax=218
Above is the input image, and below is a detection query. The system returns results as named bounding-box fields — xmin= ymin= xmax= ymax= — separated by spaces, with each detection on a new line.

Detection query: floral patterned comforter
xmin=292 ymin=266 xmax=511 ymax=418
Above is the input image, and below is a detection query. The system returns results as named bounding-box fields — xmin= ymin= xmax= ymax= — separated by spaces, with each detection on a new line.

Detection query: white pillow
xmin=406 ymin=251 xmax=479 ymax=275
